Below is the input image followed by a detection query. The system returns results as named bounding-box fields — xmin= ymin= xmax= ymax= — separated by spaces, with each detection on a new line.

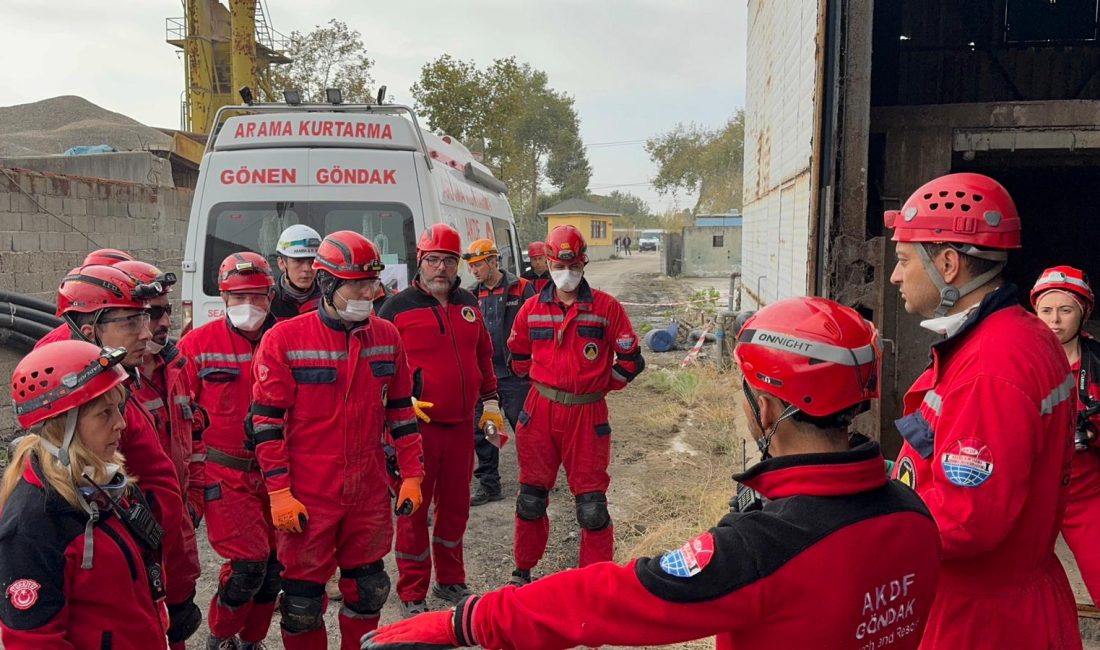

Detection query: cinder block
xmin=63 ymin=198 xmax=87 ymax=216
xmin=73 ymin=181 xmax=94 ymax=199
xmin=0 ymin=272 xmax=14 ymax=290
xmin=72 ymin=215 xmax=94 ymax=233
xmin=39 ymin=232 xmax=65 ymax=251
xmin=14 ymin=273 xmax=41 ymax=293
xmin=93 ymin=216 xmax=118 ymax=234
xmin=10 ymin=233 xmax=38 ymax=252
xmin=0 ymin=234 xmax=12 ymax=253
xmin=0 ymin=212 xmax=21 ymax=231
xmin=0 ymin=191 xmax=10 ymax=212
xmin=44 ymin=196 xmax=64 ymax=217
xmin=87 ymin=200 xmax=110 ymax=217
xmin=21 ymin=213 xmax=49 ymax=232
xmin=31 ymin=176 xmax=48 ymax=196
xmin=64 ymin=232 xmax=87 ymax=251
xmin=11 ymin=193 xmax=37 ymax=213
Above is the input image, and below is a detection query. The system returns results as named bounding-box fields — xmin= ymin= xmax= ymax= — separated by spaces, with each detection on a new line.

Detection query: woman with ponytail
xmin=0 ymin=340 xmax=169 ymax=649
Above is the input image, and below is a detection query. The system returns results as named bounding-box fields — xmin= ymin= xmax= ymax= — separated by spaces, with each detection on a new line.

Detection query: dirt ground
xmin=186 ymin=252 xmax=742 ymax=649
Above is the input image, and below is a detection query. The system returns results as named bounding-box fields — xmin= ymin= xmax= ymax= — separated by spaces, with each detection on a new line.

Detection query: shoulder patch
xmin=941 ymin=438 xmax=994 ymax=487
xmin=461 ymin=305 xmax=477 ymax=323
xmin=6 ymin=579 xmax=40 ymax=611
xmin=616 ymin=334 xmax=636 ymax=351
xmin=896 ymin=456 xmax=916 ymax=489
xmin=658 ymin=531 xmax=715 ymax=578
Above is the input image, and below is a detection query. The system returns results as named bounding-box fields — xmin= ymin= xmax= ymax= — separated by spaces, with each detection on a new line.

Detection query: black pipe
xmin=0 ymin=315 xmax=53 ymax=340
xmin=0 ymin=302 xmax=62 ymax=328
xmin=0 ymin=290 xmax=56 ymax=314
xmin=0 ymin=327 xmax=39 ymax=353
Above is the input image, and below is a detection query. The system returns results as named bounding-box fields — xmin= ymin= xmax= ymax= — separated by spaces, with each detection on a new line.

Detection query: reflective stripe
xmin=386 ymin=418 xmax=418 ymax=429
xmin=528 ymin=314 xmax=564 ymax=324
xmin=922 ymin=391 xmax=943 ymax=417
xmin=360 ymin=345 xmax=396 ymax=357
xmin=611 ymin=367 xmax=629 ymax=384
xmin=740 ymin=328 xmax=876 ymax=366
xmin=394 ymin=549 xmax=430 ymax=563
xmin=286 ymin=350 xmax=348 ymax=361
xmin=1034 ymin=271 xmax=1091 ymax=294
xmin=190 ymin=453 xmax=206 ymax=462
xmin=1041 ymin=373 xmax=1075 ymax=416
xmin=576 ymin=314 xmax=610 ymax=326
xmin=174 ymin=395 xmax=191 ymax=405
xmin=142 ymin=397 xmax=164 ymax=411
xmin=196 ymin=352 xmax=252 ymax=363
xmin=432 ymin=536 xmax=461 ymax=549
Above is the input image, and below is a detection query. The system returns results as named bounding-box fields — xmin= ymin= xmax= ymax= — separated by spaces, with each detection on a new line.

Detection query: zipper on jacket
xmin=99 ymin=518 xmax=139 ymax=581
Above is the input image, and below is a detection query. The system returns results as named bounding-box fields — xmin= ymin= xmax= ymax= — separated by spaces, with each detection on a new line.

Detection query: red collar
xmin=733 ymin=442 xmax=887 ymax=500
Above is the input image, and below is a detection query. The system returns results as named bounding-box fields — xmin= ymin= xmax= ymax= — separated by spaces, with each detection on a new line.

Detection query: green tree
xmin=646 ymin=111 xmax=745 ymax=215
xmin=590 ymin=191 xmax=659 ymax=230
xmin=411 ymin=55 xmax=591 ymax=244
xmin=266 ymin=20 xmax=374 ymax=103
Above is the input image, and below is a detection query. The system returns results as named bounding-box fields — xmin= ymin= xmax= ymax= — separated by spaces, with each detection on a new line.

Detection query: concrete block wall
xmin=0 ymin=166 xmax=194 ymax=444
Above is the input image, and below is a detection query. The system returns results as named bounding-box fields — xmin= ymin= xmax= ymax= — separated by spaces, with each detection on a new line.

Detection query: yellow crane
xmin=166 ymin=0 xmax=291 ymax=134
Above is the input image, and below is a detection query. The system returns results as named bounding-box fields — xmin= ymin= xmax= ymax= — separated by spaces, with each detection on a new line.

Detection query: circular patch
xmin=461 ymin=306 xmax=477 ymax=323
xmin=941 ymin=438 xmax=994 ymax=487
xmin=256 ymin=364 xmax=270 ymax=382
xmin=896 ymin=456 xmax=916 ymax=490
xmin=6 ymin=579 xmax=40 ymax=611
xmin=658 ymin=531 xmax=716 ymax=578
xmin=583 ymin=342 xmax=599 ymax=361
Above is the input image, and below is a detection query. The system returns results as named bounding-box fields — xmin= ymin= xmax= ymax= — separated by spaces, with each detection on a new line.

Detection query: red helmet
xmin=82 ymin=248 xmax=134 ymax=267
xmin=417 ymin=223 xmax=462 ymax=261
xmin=1031 ymin=265 xmax=1094 ymax=316
xmin=735 ymin=296 xmax=880 ymax=417
xmin=56 ymin=265 xmax=153 ymax=317
xmin=218 ymin=252 xmax=275 ymax=292
xmin=545 ymin=225 xmax=587 ymax=264
xmin=884 ymin=173 xmax=1021 ymax=254
xmin=11 ymin=340 xmax=128 ymax=429
xmin=114 ymin=260 xmax=177 ymax=296
xmin=312 ymin=231 xmax=385 ymax=280
xmin=527 ymin=241 xmax=547 ymax=258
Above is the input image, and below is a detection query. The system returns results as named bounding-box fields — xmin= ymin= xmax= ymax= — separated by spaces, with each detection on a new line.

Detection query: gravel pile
xmin=0 ymin=95 xmax=171 ymax=157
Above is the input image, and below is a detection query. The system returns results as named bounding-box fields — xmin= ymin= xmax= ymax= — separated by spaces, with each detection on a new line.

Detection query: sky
xmin=0 ymin=0 xmax=747 ymax=213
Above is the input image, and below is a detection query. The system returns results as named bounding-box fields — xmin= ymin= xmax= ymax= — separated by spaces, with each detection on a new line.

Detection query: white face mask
xmin=336 ymin=299 xmax=374 ymax=322
xmin=227 ymin=304 xmax=268 ymax=331
xmin=919 ymin=305 xmax=978 ymax=337
xmin=551 ymin=269 xmax=583 ymax=292
xmin=145 ymin=339 xmax=165 ymax=355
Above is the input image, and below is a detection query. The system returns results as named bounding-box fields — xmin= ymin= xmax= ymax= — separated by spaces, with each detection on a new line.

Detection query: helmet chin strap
xmin=742 ymin=378 xmax=800 ymax=461
xmin=914 ymin=243 xmax=1004 ymax=317
xmin=39 ymin=408 xmax=79 ymax=468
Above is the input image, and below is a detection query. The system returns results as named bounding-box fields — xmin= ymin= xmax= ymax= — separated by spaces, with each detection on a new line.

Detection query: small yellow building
xmin=539 ymin=198 xmax=619 ymax=260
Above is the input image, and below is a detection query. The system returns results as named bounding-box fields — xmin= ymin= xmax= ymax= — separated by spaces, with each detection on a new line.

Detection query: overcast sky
xmin=0 ymin=0 xmax=746 ymax=213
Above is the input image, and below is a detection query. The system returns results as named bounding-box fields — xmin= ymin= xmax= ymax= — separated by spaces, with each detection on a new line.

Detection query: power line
xmin=586 ymin=139 xmax=648 ymax=148
xmin=590 ymin=181 xmax=656 ymax=190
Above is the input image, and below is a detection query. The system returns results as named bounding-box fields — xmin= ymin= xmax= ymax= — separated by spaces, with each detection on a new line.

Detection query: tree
xmin=589 ymin=191 xmax=660 ymax=230
xmin=646 ymin=111 xmax=745 ymax=215
xmin=411 ymin=55 xmax=591 ymax=244
xmin=266 ymin=20 xmax=374 ymax=103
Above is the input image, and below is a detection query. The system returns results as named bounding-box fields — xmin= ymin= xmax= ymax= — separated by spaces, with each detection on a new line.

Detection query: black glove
xmin=166 ymin=595 xmax=202 ymax=643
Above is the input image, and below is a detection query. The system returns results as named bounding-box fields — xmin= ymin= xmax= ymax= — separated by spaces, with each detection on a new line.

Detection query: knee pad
xmin=253 ymin=554 xmax=284 ymax=604
xmin=279 ymin=579 xmax=325 ymax=634
xmin=341 ymin=561 xmax=390 ymax=616
xmin=166 ymin=596 xmax=202 ymax=643
xmin=516 ymin=484 xmax=549 ymax=521
xmin=219 ymin=559 xmax=267 ymax=608
xmin=575 ymin=492 xmax=611 ymax=530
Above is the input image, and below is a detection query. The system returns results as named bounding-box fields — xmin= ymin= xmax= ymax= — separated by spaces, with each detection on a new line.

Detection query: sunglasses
xmin=146 ymin=304 xmax=173 ymax=320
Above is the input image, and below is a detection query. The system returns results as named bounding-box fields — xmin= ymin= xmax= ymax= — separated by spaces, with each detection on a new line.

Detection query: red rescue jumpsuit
xmin=33 ymin=334 xmax=190 ymax=615
xmin=507 ymin=279 xmax=643 ymax=570
xmin=178 ymin=315 xmax=280 ymax=644
xmin=892 ymin=286 xmax=1079 ymax=649
xmin=440 ymin=443 xmax=939 ymax=650
xmin=0 ymin=460 xmax=169 ymax=649
xmin=1062 ymin=333 xmax=1100 ymax=606
xmin=377 ymin=278 xmax=497 ymax=602
xmin=251 ymin=307 xmax=423 ymax=649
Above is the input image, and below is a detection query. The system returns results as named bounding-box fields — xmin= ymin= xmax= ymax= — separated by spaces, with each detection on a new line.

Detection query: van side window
xmin=203 ymin=201 xmax=415 ymax=296
xmin=492 ymin=218 xmax=519 ymax=275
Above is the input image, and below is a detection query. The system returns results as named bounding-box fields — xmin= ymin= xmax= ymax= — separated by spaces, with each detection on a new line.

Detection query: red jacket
xmin=270 ymin=275 xmax=321 ymax=320
xmin=178 ymin=316 xmax=275 ymax=458
xmin=250 ymin=308 xmax=424 ymax=500
xmin=0 ymin=460 xmax=167 ymax=649
xmin=377 ymin=279 xmax=498 ymax=424
xmin=892 ymin=286 xmax=1078 ymax=649
xmin=134 ymin=343 xmax=205 ymax=515
xmin=451 ymin=443 xmax=939 ymax=650
xmin=508 ymin=279 xmax=643 ymax=395
xmin=35 ymin=324 xmax=68 ymax=347
xmin=520 ymin=269 xmax=551 ymax=295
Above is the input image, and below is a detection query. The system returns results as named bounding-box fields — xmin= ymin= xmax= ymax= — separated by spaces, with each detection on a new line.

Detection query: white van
xmin=180 ymin=102 xmax=521 ymax=331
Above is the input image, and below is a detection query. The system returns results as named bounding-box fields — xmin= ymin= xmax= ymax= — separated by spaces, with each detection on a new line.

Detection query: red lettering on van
xmin=315 ymin=167 xmax=398 ymax=185
xmin=220 ymin=166 xmax=298 ymax=184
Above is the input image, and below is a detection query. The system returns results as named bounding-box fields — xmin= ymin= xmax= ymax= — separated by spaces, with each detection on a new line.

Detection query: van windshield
xmin=204 ymin=201 xmax=416 ymax=296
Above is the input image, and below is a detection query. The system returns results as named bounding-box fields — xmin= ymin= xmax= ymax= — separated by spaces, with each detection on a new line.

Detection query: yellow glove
xmin=268 ymin=488 xmax=309 ymax=533
xmin=478 ymin=399 xmax=505 ymax=434
xmin=412 ymin=398 xmax=434 ymax=423
xmin=396 ymin=476 xmax=423 ymax=516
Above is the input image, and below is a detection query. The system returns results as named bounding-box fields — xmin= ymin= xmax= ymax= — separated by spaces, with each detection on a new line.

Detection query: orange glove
xmin=396 ymin=476 xmax=423 ymax=516
xmin=269 ymin=487 xmax=309 ymax=533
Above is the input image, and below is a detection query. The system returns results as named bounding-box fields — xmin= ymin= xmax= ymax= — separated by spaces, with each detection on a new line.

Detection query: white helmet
xmin=277 ymin=224 xmax=321 ymax=258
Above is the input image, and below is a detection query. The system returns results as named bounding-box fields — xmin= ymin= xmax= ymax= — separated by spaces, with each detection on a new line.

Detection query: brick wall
xmin=0 ymin=166 xmax=193 ymax=445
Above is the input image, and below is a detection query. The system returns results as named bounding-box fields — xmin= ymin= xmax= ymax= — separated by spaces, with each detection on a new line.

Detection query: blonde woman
xmin=0 ymin=340 xmax=169 ymax=649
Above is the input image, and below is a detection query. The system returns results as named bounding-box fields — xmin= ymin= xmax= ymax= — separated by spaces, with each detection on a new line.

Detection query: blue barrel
xmin=644 ymin=321 xmax=679 ymax=352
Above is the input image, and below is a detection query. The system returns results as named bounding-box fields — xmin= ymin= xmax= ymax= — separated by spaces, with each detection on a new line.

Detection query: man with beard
xmin=378 ymin=224 xmax=500 ymax=618
xmin=271 ymin=224 xmax=323 ymax=319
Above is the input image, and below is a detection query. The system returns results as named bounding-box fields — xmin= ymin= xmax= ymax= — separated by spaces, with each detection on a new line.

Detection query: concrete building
xmin=539 ymin=198 xmax=618 ymax=260
xmin=681 ymin=213 xmax=743 ymax=277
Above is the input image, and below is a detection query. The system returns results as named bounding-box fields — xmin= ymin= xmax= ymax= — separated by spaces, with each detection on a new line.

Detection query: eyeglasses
xmin=146 ymin=304 xmax=173 ymax=320
xmin=97 ymin=312 xmax=151 ymax=334
xmin=422 ymin=256 xmax=459 ymax=269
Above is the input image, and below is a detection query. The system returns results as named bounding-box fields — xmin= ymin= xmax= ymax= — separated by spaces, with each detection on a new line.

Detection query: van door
xmin=491 ymin=217 xmax=521 ymax=275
